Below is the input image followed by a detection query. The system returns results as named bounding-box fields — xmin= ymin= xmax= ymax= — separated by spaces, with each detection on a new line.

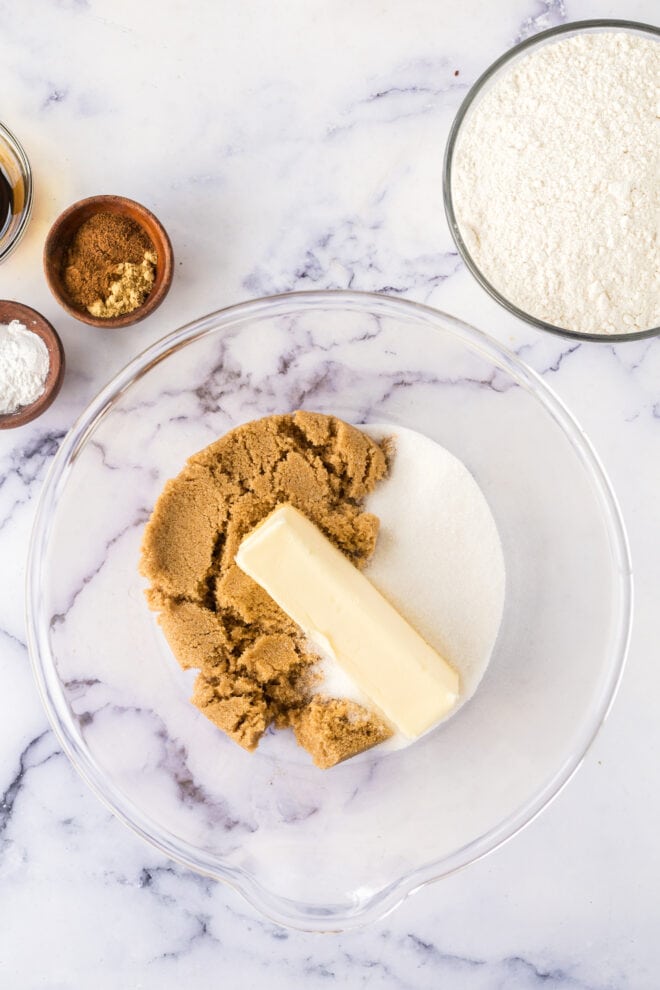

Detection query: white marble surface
xmin=0 ymin=0 xmax=658 ymax=986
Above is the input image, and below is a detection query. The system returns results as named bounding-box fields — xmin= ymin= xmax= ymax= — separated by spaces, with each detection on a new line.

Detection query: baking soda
xmin=0 ymin=320 xmax=50 ymax=415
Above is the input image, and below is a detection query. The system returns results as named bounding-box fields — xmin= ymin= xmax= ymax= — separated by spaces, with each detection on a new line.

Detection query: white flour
xmin=452 ymin=31 xmax=659 ymax=335
xmin=314 ymin=424 xmax=506 ymax=753
xmin=0 ymin=320 xmax=50 ymax=414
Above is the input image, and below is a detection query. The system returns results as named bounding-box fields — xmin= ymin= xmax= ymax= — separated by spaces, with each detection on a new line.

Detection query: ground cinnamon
xmin=62 ymin=212 xmax=157 ymax=317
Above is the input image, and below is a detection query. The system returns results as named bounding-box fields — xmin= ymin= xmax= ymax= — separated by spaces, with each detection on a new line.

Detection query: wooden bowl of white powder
xmin=0 ymin=301 xmax=65 ymax=429
xmin=444 ymin=20 xmax=659 ymax=341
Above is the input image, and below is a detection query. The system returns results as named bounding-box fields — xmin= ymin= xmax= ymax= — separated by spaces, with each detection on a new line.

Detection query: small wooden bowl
xmin=43 ymin=195 xmax=173 ymax=329
xmin=0 ymin=301 xmax=65 ymax=429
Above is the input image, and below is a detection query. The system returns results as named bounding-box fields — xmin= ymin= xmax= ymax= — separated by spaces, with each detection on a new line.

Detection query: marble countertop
xmin=1 ymin=1 xmax=658 ymax=987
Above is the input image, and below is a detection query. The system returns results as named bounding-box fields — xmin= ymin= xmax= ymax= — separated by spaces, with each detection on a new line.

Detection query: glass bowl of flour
xmin=27 ymin=291 xmax=631 ymax=930
xmin=444 ymin=20 xmax=659 ymax=341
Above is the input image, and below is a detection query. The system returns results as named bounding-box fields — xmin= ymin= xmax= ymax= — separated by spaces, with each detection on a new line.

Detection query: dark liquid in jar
xmin=0 ymin=167 xmax=13 ymax=238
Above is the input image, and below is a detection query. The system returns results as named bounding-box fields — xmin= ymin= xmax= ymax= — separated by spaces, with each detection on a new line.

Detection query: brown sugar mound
xmin=140 ymin=411 xmax=393 ymax=767
xmin=291 ymin=697 xmax=394 ymax=770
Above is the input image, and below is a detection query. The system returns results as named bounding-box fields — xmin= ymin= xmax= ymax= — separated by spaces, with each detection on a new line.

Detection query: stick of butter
xmin=235 ymin=504 xmax=459 ymax=738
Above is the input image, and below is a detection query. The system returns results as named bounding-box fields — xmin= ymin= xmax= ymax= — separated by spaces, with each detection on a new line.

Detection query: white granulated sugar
xmin=452 ymin=32 xmax=659 ymax=335
xmin=313 ymin=425 xmax=505 ymax=753
xmin=0 ymin=320 xmax=50 ymax=415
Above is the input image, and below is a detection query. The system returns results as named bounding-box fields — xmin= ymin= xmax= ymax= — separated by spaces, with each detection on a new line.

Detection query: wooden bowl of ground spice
xmin=44 ymin=195 xmax=173 ymax=328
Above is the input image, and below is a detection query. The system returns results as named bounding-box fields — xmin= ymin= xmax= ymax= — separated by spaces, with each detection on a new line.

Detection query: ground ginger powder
xmin=139 ymin=411 xmax=393 ymax=768
xmin=88 ymin=252 xmax=156 ymax=318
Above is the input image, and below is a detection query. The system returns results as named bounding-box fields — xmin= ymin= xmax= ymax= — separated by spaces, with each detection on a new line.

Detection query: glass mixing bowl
xmin=443 ymin=19 xmax=660 ymax=343
xmin=27 ymin=291 xmax=631 ymax=931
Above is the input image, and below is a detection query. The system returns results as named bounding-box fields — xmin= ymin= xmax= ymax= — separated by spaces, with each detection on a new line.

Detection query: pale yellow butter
xmin=235 ymin=504 xmax=459 ymax=738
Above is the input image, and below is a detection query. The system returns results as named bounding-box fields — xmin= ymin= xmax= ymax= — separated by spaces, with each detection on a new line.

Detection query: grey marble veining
xmin=0 ymin=0 xmax=659 ymax=987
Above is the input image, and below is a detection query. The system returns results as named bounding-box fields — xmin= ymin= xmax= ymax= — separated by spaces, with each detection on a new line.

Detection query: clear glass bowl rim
xmin=0 ymin=119 xmax=33 ymax=263
xmin=443 ymin=19 xmax=660 ymax=344
xmin=26 ymin=290 xmax=633 ymax=931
